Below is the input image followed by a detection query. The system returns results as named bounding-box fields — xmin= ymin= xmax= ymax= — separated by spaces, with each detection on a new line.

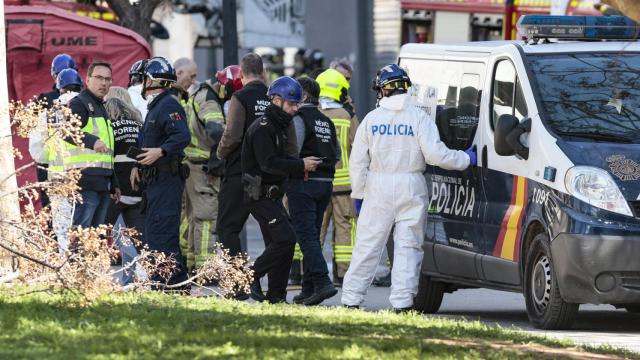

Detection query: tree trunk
xmin=104 ymin=0 xmax=167 ymax=42
xmin=602 ymin=0 xmax=640 ymax=22
xmin=0 ymin=5 xmax=21 ymax=275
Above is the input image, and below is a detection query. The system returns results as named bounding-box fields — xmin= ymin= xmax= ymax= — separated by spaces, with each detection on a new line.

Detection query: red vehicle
xmin=5 ymin=4 xmax=151 ymax=192
xmin=400 ymin=0 xmax=601 ymax=44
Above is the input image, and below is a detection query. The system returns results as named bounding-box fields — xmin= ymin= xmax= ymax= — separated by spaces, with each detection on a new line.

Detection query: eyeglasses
xmin=91 ymin=75 xmax=112 ymax=83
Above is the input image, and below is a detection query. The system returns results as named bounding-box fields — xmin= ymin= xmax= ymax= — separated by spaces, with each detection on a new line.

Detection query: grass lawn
xmin=0 ymin=289 xmax=635 ymax=359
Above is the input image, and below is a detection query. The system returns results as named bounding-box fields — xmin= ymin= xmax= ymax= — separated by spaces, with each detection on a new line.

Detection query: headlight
xmin=565 ymin=166 xmax=633 ymax=217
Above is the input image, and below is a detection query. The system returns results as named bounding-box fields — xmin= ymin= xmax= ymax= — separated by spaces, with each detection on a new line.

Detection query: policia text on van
xmin=400 ymin=15 xmax=640 ymax=329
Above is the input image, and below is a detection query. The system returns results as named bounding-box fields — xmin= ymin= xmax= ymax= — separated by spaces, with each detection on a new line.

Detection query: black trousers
xmin=249 ymin=196 xmax=296 ymax=301
xmin=216 ymin=174 xmax=251 ymax=256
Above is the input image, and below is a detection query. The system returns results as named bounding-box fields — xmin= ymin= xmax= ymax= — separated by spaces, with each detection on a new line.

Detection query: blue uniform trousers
xmin=144 ymin=170 xmax=188 ymax=286
xmin=286 ymin=179 xmax=334 ymax=295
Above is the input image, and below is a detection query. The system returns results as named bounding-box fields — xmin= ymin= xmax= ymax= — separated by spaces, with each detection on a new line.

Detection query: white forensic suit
xmin=29 ymin=91 xmax=79 ymax=255
xmin=341 ymin=93 xmax=470 ymax=309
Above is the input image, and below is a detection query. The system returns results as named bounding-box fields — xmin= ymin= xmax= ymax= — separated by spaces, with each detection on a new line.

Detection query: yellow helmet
xmin=316 ymin=69 xmax=349 ymax=102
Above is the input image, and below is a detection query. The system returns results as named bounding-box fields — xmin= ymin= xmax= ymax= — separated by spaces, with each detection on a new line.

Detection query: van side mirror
xmin=495 ymin=115 xmax=531 ymax=160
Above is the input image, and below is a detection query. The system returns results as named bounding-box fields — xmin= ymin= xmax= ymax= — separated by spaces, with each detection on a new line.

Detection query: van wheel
xmin=413 ymin=273 xmax=444 ymax=313
xmin=524 ymin=233 xmax=578 ymax=329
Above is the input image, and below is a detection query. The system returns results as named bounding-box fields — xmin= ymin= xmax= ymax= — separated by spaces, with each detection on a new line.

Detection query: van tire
xmin=413 ymin=273 xmax=444 ymax=313
xmin=524 ymin=233 xmax=578 ymax=329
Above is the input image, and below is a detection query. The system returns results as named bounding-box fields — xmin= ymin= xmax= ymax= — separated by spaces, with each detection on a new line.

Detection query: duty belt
xmin=140 ymin=160 xmax=190 ymax=185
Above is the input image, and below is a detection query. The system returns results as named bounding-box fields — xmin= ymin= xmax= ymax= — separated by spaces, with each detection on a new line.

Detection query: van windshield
xmin=527 ymin=53 xmax=640 ymax=143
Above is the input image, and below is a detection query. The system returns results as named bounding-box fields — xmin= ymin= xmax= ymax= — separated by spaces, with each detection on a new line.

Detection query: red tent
xmin=5 ymin=5 xmax=151 ymax=191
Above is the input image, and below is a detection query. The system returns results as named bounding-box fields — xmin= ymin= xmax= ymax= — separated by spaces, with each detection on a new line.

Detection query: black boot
xmin=293 ymin=273 xmax=314 ymax=304
xmin=292 ymin=292 xmax=312 ymax=304
xmin=250 ymin=278 xmax=266 ymax=302
xmin=293 ymin=284 xmax=314 ymax=304
xmin=303 ymin=283 xmax=338 ymax=306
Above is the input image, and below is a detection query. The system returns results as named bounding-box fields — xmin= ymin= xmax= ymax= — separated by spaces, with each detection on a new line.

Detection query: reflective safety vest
xmin=319 ymin=104 xmax=360 ymax=193
xmin=184 ymin=82 xmax=225 ymax=162
xmin=332 ymin=117 xmax=352 ymax=187
xmin=60 ymin=94 xmax=114 ymax=171
xmin=45 ymin=127 xmax=67 ymax=177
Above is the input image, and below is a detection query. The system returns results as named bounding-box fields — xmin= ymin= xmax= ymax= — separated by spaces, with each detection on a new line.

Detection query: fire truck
xmin=5 ymin=2 xmax=150 ymax=194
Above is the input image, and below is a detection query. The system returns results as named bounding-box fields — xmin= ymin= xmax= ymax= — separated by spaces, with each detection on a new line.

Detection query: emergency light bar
xmin=517 ymin=15 xmax=640 ymax=41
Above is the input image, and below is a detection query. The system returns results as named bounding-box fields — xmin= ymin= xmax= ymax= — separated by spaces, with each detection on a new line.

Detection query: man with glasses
xmin=241 ymin=76 xmax=321 ymax=304
xmin=67 ymin=60 xmax=119 ymax=228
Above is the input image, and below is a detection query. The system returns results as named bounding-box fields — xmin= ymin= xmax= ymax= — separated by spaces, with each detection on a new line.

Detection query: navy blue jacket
xmin=141 ymin=89 xmax=191 ymax=166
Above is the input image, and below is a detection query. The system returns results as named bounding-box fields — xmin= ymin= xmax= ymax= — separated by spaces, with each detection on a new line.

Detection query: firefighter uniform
xmin=316 ymin=69 xmax=360 ymax=280
xmin=183 ymin=80 xmax=225 ymax=269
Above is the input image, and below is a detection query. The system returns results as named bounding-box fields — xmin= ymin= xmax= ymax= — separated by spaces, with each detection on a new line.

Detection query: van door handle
xmin=482 ymin=145 xmax=488 ymax=169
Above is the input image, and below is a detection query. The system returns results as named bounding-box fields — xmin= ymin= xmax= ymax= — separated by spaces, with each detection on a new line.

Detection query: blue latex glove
xmin=354 ymin=198 xmax=363 ymax=216
xmin=465 ymin=145 xmax=477 ymax=167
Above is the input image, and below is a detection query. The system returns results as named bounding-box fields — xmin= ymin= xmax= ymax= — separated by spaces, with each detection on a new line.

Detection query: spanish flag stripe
xmin=512 ymin=182 xmax=528 ymax=262
xmin=493 ymin=176 xmax=527 ymax=261
xmin=492 ymin=178 xmax=519 ymax=258
xmin=500 ymin=177 xmax=526 ymax=260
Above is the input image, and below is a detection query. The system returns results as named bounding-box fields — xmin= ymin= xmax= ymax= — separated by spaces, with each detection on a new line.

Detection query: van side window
xmin=435 ymin=71 xmax=482 ymax=150
xmin=492 ymin=60 xmax=528 ymax=129
xmin=399 ymin=58 xmax=483 ymax=150
xmin=514 ymin=79 xmax=528 ymax=121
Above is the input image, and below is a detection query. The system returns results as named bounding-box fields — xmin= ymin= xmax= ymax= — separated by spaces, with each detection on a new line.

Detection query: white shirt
xmin=128 ymin=84 xmax=148 ymax=121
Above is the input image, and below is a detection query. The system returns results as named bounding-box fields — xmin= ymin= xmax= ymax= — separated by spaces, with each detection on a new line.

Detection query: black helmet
xmin=304 ymin=49 xmax=324 ymax=70
xmin=128 ymin=59 xmax=146 ymax=87
xmin=143 ymin=56 xmax=177 ymax=84
xmin=372 ymin=64 xmax=411 ymax=97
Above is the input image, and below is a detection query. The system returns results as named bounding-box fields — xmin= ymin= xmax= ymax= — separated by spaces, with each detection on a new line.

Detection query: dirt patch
xmin=423 ymin=338 xmax=629 ymax=359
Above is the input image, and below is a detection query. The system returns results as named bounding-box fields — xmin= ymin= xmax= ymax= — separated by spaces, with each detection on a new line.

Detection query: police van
xmin=399 ymin=15 xmax=640 ymax=329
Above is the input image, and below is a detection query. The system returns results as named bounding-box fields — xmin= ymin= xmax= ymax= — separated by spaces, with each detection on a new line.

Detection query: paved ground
xmin=236 ymin=217 xmax=640 ymax=353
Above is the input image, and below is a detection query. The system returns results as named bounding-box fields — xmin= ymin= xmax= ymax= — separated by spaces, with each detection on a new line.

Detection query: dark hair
xmin=297 ymin=77 xmax=320 ymax=104
xmin=240 ymin=53 xmax=263 ymax=77
xmin=62 ymin=84 xmax=82 ymax=93
xmin=88 ymin=60 xmax=112 ymax=76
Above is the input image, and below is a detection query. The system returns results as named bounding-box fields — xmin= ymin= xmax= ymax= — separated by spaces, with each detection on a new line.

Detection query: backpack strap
xmin=191 ymin=82 xmax=225 ymax=126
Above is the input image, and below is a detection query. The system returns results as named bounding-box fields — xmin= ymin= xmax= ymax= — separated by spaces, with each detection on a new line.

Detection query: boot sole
xmin=303 ymin=288 xmax=338 ymax=306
